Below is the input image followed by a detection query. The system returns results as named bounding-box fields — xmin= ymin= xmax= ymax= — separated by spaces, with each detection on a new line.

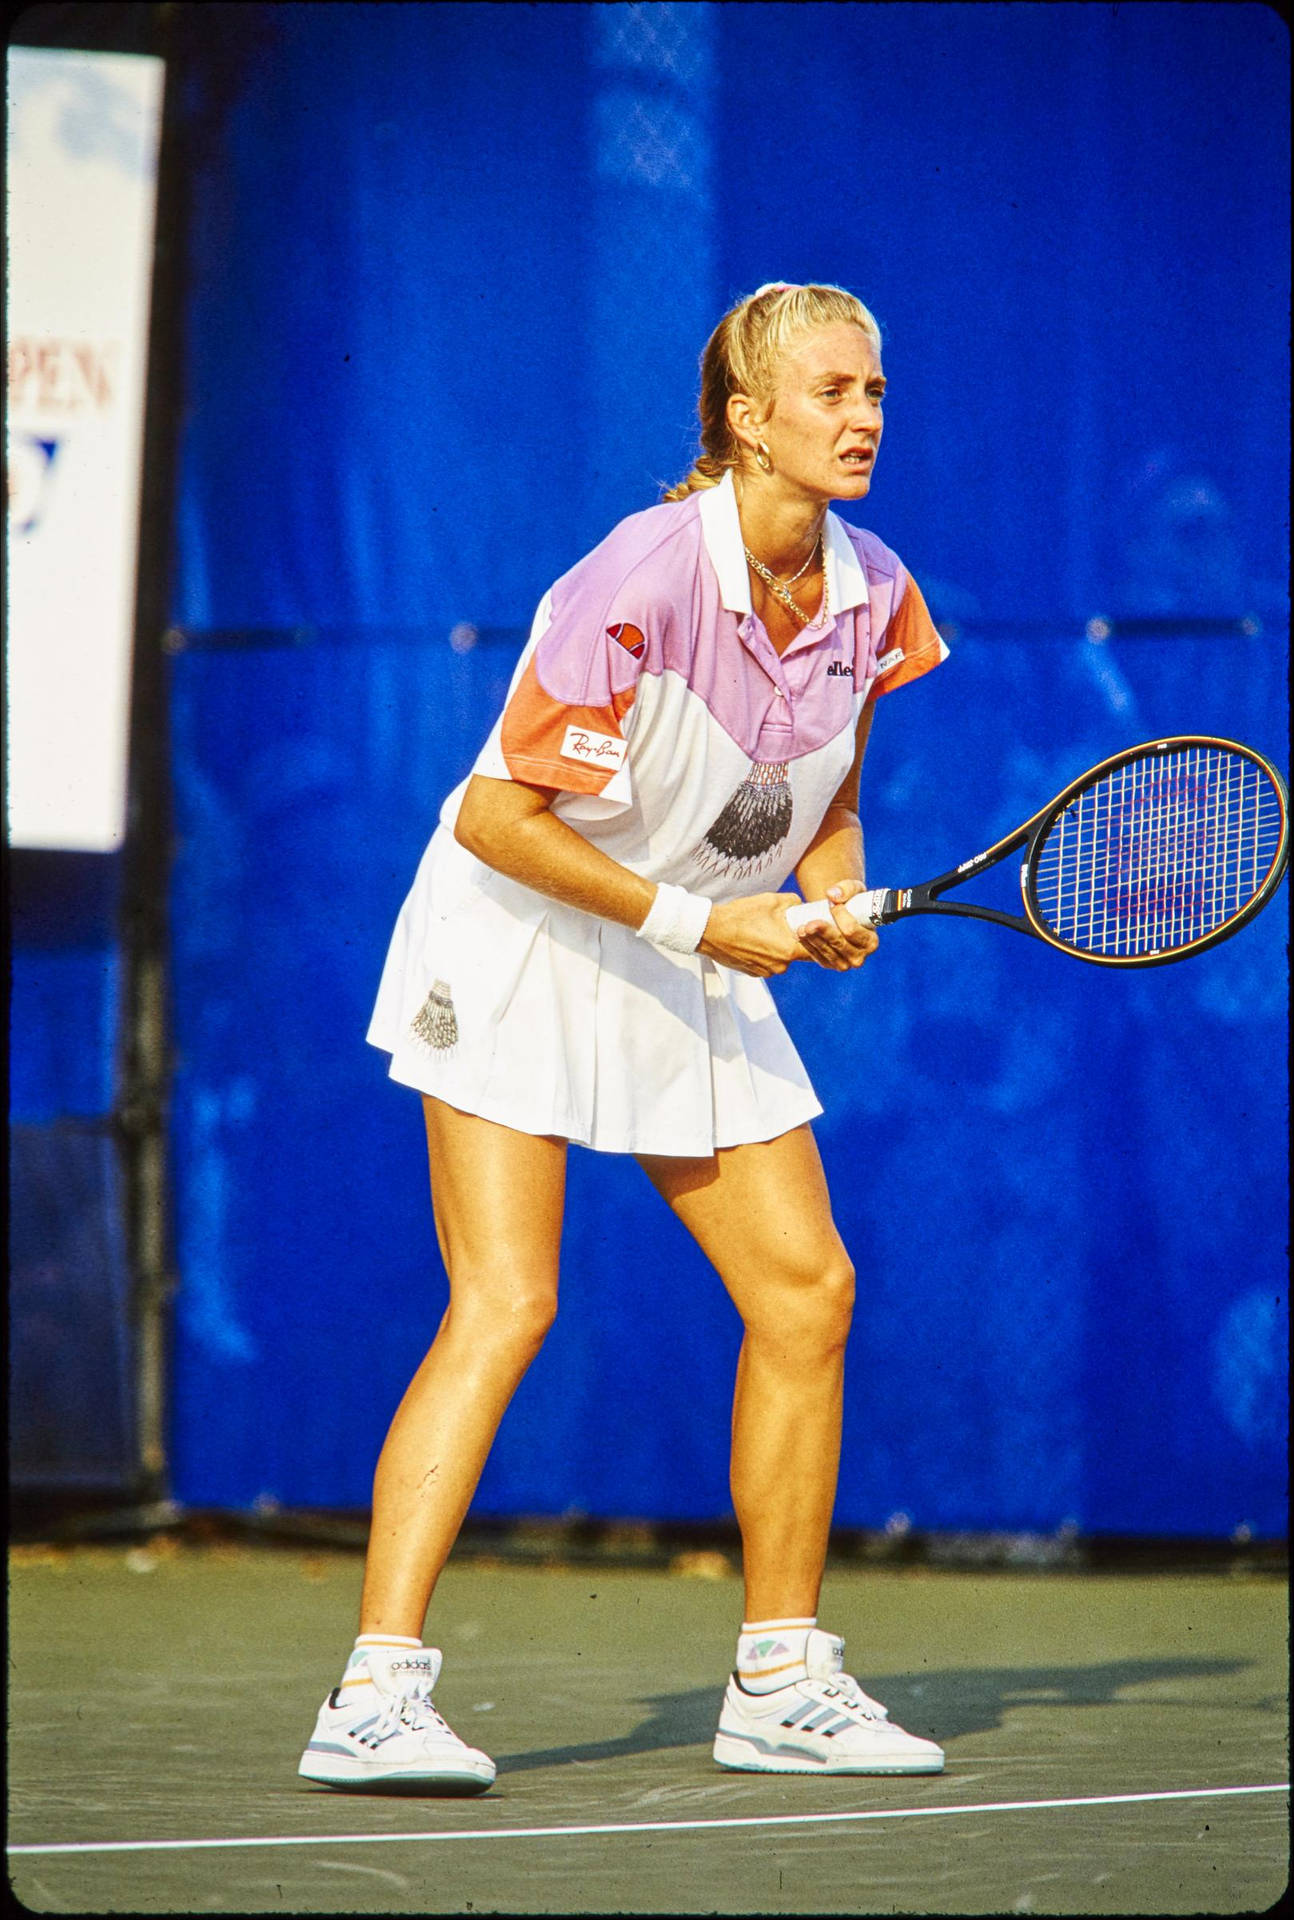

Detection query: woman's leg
xmin=358 ymin=1096 xmax=567 ymax=1639
xmin=638 ymin=1125 xmax=854 ymax=1624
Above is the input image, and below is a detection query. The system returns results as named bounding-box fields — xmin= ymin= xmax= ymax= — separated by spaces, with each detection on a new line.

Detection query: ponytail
xmin=662 ymin=453 xmax=728 ymax=503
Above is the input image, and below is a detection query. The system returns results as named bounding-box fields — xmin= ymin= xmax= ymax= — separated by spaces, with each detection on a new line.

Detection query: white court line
xmin=8 ymin=1783 xmax=1287 ymax=1858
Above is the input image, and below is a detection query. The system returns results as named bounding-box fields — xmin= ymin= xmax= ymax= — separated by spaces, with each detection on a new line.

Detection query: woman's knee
xmin=511 ymin=1285 xmax=560 ymax=1354
xmin=743 ymin=1251 xmax=856 ymax=1351
xmin=808 ymin=1255 xmax=856 ymax=1346
xmin=448 ymin=1267 xmax=559 ymax=1358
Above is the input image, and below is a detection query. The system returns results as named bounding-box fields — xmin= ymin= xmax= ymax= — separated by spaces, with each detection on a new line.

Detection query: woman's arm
xmin=454 ymin=776 xmax=804 ymax=979
xmin=794 ymin=801 xmax=865 ymax=902
xmin=791 ymin=702 xmax=879 ymax=971
xmin=456 ymin=775 xmax=654 ymax=926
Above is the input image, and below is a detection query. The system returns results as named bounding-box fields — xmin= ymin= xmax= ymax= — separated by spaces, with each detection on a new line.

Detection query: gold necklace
xmin=744 ymin=537 xmax=830 ymax=629
xmin=780 ymin=539 xmax=820 ymax=590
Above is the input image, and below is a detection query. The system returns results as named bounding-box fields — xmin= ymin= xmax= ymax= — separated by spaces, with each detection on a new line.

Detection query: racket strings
xmin=1032 ymin=747 xmax=1285 ymax=957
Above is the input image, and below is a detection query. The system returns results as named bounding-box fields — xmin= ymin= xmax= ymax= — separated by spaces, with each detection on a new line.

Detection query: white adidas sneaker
xmin=298 ymin=1643 xmax=496 ymax=1794
xmin=713 ymin=1627 xmax=945 ymax=1775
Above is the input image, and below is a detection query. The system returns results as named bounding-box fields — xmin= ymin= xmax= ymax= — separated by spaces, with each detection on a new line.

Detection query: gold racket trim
xmin=1018 ymin=736 xmax=1289 ymax=966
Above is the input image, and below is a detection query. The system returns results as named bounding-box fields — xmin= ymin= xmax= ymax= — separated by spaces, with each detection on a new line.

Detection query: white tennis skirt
xmin=366 ymin=827 xmax=822 ymax=1156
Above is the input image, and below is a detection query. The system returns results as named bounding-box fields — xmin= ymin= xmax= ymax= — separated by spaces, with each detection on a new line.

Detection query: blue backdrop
xmin=160 ymin=2 xmax=1287 ymax=1535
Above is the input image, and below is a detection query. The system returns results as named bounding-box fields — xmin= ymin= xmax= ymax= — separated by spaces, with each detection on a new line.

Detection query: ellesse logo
xmin=607 ymin=621 xmax=646 ymax=658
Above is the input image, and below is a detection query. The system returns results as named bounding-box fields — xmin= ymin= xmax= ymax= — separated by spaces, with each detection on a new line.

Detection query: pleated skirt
xmin=366 ymin=827 xmax=822 ymax=1157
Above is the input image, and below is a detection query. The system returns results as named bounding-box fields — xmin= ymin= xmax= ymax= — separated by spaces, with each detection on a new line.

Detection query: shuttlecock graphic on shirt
xmin=411 ymin=979 xmax=459 ymax=1052
xmin=695 ymin=762 xmax=793 ymax=876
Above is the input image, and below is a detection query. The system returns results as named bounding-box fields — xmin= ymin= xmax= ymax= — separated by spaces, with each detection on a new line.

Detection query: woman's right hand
xmin=698 ymin=893 xmax=807 ymax=977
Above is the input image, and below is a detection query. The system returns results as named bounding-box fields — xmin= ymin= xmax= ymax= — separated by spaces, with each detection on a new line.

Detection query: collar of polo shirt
xmin=697 ymin=469 xmax=869 ymax=621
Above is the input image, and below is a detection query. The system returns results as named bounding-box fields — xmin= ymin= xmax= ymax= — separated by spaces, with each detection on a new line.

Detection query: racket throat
xmin=907 ymin=897 xmax=1035 ymax=935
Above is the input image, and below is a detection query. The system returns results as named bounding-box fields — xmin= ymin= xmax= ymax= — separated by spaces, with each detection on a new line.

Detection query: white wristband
xmin=636 ymin=882 xmax=712 ymax=954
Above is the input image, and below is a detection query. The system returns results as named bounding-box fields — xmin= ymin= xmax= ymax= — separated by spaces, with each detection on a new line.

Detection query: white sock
xmin=736 ymin=1616 xmax=816 ymax=1693
xmin=340 ymin=1633 xmax=423 ymax=1692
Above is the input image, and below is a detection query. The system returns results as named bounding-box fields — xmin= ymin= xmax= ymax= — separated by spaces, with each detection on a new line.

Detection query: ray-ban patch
xmin=561 ymin=726 xmax=626 ymax=770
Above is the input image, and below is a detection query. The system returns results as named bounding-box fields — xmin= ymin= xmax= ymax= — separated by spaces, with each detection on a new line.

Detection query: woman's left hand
xmin=791 ymin=880 xmax=879 ymax=971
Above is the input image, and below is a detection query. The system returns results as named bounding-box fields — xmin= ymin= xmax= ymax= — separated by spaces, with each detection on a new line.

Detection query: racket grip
xmin=786 ymin=888 xmax=890 ymax=932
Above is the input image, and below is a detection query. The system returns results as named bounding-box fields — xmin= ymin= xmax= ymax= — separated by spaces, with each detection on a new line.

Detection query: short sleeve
xmin=477 ymin=567 xmax=655 ymax=806
xmin=869 ymin=567 xmax=949 ymax=698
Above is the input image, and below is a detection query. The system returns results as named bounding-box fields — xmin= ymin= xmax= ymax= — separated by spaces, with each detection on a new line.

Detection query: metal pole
xmin=114 ymin=0 xmax=191 ymax=1525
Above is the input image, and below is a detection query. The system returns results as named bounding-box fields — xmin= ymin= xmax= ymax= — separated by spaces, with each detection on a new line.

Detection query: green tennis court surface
xmin=7 ymin=1544 xmax=1287 ymax=1914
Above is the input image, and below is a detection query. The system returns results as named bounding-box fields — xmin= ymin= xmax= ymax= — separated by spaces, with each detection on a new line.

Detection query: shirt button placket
xmin=764 ymin=681 xmax=794 ymax=758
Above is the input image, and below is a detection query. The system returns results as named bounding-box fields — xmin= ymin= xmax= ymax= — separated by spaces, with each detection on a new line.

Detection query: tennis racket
xmin=785 ymin=736 xmax=1289 ymax=967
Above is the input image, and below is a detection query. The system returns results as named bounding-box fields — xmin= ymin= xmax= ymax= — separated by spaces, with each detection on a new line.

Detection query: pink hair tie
xmin=754 ymin=281 xmax=797 ymax=296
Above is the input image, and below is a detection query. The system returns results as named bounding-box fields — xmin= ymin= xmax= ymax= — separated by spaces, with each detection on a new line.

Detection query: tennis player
xmin=299 ymin=283 xmax=948 ymax=1793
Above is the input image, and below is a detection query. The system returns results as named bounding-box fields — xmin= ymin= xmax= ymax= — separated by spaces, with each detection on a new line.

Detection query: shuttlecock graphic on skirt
xmin=695 ymin=763 xmax=793 ymax=876
xmin=411 ymin=979 xmax=459 ymax=1052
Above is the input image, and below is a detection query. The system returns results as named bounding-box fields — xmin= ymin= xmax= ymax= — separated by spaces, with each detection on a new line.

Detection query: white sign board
xmin=6 ymin=46 xmax=164 ymax=851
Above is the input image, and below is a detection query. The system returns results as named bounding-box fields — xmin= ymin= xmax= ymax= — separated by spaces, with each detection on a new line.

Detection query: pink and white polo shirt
xmin=369 ymin=472 xmax=948 ymax=1155
xmin=442 ymin=469 xmax=948 ymax=899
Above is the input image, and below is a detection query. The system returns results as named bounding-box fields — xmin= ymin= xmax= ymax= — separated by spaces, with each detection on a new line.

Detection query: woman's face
xmin=751 ymin=321 xmax=886 ymax=503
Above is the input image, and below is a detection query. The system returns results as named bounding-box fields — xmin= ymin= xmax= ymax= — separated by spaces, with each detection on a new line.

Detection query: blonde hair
xmin=663 ymin=282 xmax=882 ymax=502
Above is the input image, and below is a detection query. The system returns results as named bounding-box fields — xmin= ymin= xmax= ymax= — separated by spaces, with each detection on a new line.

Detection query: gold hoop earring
xmin=755 ymin=442 xmax=772 ymax=473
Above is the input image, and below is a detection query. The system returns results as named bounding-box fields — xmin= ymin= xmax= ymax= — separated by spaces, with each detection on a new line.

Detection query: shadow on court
xmin=7 ymin=1546 xmax=1288 ymax=1915
xmin=492 ymin=1656 xmax=1254 ymax=1773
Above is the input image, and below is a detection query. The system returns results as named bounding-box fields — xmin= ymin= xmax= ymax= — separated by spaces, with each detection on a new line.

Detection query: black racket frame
xmin=864 ymin=735 xmax=1290 ymax=968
